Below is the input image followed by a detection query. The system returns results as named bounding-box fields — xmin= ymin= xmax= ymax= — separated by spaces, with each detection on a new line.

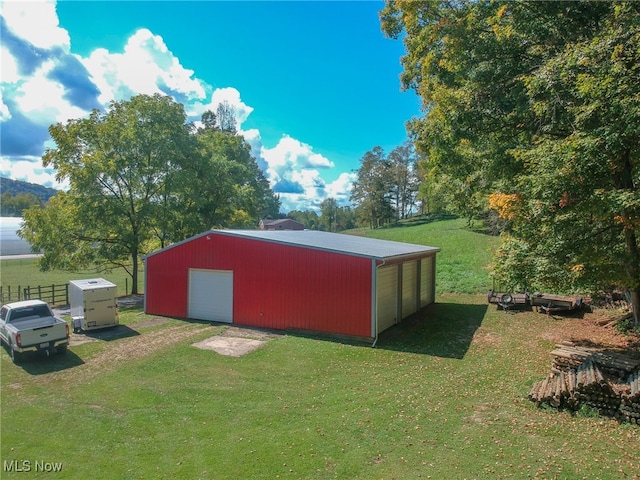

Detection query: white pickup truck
xmin=0 ymin=300 xmax=70 ymax=363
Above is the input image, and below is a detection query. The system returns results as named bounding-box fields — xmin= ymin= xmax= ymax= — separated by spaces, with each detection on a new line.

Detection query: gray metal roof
xmin=212 ymin=229 xmax=440 ymax=260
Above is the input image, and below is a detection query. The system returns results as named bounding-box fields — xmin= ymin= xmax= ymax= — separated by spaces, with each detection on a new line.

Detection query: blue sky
xmin=1 ymin=0 xmax=419 ymax=212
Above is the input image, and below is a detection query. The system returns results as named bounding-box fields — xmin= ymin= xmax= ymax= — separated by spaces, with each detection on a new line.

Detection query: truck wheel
xmin=57 ymin=345 xmax=68 ymax=355
xmin=10 ymin=345 xmax=22 ymax=364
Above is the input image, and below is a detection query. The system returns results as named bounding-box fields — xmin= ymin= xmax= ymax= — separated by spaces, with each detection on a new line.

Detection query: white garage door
xmin=188 ymin=269 xmax=233 ymax=323
xmin=376 ymin=265 xmax=398 ymax=334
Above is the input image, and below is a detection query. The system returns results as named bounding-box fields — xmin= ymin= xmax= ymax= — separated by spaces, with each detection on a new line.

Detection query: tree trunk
xmin=619 ymin=150 xmax=640 ymax=327
xmin=132 ymin=260 xmax=139 ymax=295
xmin=131 ymin=247 xmax=139 ymax=295
xmin=629 ymin=288 xmax=640 ymax=328
xmin=624 ymin=224 xmax=640 ymax=327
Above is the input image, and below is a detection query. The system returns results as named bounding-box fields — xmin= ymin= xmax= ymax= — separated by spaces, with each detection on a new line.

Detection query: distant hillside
xmin=0 ymin=177 xmax=58 ymax=202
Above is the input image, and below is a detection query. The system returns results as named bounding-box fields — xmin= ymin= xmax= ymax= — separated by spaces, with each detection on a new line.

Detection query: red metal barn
xmin=144 ymin=230 xmax=439 ymax=340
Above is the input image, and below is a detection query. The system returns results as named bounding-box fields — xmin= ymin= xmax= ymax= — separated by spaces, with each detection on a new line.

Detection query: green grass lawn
xmin=1 ymin=217 xmax=638 ymax=479
xmin=2 ymin=297 xmax=638 ymax=479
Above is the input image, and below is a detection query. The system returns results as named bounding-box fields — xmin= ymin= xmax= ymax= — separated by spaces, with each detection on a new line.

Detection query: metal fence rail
xmin=0 ymin=283 xmax=69 ymax=306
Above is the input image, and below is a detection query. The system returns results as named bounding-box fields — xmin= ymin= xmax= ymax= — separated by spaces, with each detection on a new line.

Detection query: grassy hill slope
xmin=360 ymin=217 xmax=500 ymax=294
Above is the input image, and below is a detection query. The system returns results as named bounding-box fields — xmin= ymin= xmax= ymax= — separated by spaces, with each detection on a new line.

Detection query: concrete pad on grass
xmin=192 ymin=336 xmax=266 ymax=357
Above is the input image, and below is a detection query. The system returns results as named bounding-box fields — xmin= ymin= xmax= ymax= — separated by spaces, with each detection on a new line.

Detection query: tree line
xmin=380 ymin=1 xmax=640 ymax=325
xmin=20 ymin=94 xmax=280 ymax=294
xmin=0 ymin=178 xmax=57 ymax=217
xmin=349 ymin=141 xmax=421 ymax=228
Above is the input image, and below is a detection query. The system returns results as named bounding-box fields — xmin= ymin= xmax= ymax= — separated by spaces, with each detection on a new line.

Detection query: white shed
xmin=69 ymin=278 xmax=119 ymax=332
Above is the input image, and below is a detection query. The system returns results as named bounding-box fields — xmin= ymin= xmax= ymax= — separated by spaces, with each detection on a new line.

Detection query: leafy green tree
xmin=319 ymin=197 xmax=338 ymax=232
xmin=287 ymin=210 xmax=320 ymax=230
xmin=193 ymin=125 xmax=279 ymax=229
xmin=199 ymin=110 xmax=217 ymax=132
xmin=382 ymin=1 xmax=640 ymax=323
xmin=350 ymin=146 xmax=394 ymax=228
xmin=20 ymin=94 xmax=194 ymax=294
xmin=380 ymin=0 xmax=609 ymax=219
xmin=335 ymin=205 xmax=356 ymax=232
xmin=21 ymin=100 xmax=280 ymax=294
xmin=494 ymin=3 xmax=640 ymax=322
xmin=20 ymin=192 xmax=92 ymax=271
xmin=415 ymin=159 xmax=446 ymax=215
xmin=388 ymin=141 xmax=419 ymax=220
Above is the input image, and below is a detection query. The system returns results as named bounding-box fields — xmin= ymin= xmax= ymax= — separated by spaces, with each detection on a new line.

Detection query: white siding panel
xmin=376 ymin=265 xmax=398 ymax=333
xmin=188 ymin=269 xmax=233 ymax=323
xmin=420 ymin=257 xmax=434 ymax=307
xmin=402 ymin=260 xmax=418 ymax=318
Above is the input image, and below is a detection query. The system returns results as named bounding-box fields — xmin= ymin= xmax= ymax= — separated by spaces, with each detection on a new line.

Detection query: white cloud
xmin=209 ymin=87 xmax=254 ymax=125
xmin=262 ymin=135 xmax=334 ymax=171
xmin=1 ymin=0 xmax=70 ymax=51
xmin=0 ymin=156 xmax=68 ymax=189
xmin=242 ymin=132 xmax=351 ymax=212
xmin=326 ymin=172 xmax=356 ymax=202
xmin=0 ymin=91 xmax=10 ymax=121
xmin=14 ymin=59 xmax=88 ymax=124
xmin=0 ymin=46 xmax=20 ymax=84
xmin=82 ymin=28 xmax=206 ymax=105
xmin=260 ymin=135 xmax=334 ymax=199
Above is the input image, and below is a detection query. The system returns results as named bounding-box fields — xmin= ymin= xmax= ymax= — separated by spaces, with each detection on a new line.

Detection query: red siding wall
xmin=145 ymin=233 xmax=373 ymax=337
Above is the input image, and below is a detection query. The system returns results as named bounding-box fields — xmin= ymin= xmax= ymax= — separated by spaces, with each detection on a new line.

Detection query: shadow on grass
xmin=74 ymin=324 xmax=139 ymax=342
xmin=3 ymin=345 xmax=85 ymax=375
xmin=379 ymin=213 xmax=459 ymax=230
xmin=271 ymin=302 xmax=487 ymax=358
xmin=375 ymin=302 xmax=487 ymax=359
xmin=533 ymin=307 xmax=587 ymax=321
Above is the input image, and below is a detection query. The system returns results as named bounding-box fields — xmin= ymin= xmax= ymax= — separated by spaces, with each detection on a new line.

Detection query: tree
xmin=287 ymin=210 xmax=320 ymax=230
xmin=335 ymin=205 xmax=356 ymax=232
xmin=199 ymin=110 xmax=217 ymax=132
xmin=381 ymin=1 xmax=640 ymax=324
xmin=319 ymin=197 xmax=339 ymax=232
xmin=21 ymin=94 xmax=195 ymax=294
xmin=192 ymin=125 xmax=279 ymax=229
xmin=216 ymin=101 xmax=237 ymax=134
xmin=20 ymin=95 xmax=280 ymax=294
xmin=381 ymin=0 xmax=609 ymax=219
xmin=494 ymin=3 xmax=640 ymax=322
xmin=388 ymin=141 xmax=419 ymax=220
xmin=350 ymin=147 xmax=394 ymax=228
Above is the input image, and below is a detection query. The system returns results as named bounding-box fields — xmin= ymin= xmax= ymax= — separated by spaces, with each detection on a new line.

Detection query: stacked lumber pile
xmin=574 ymin=361 xmax=621 ymax=417
xmin=550 ymin=343 xmax=639 ymax=380
xmin=620 ymin=371 xmax=640 ymax=424
xmin=529 ymin=361 xmax=618 ymax=413
xmin=528 ymin=342 xmax=640 ymax=424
